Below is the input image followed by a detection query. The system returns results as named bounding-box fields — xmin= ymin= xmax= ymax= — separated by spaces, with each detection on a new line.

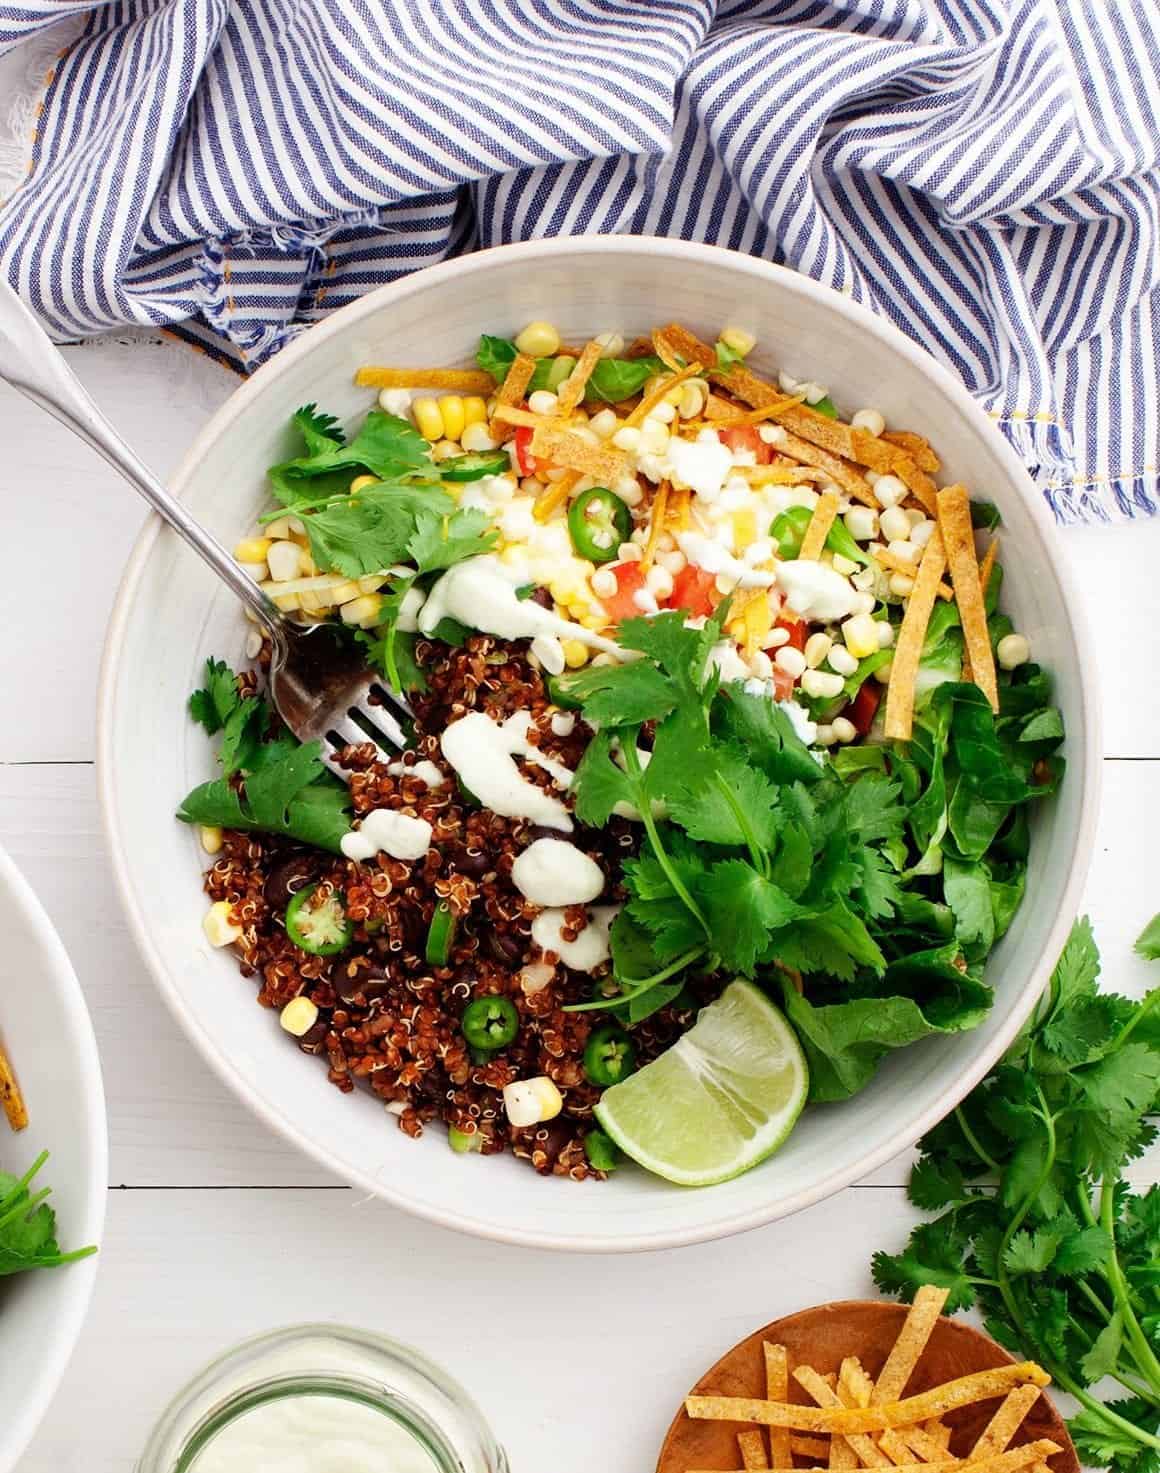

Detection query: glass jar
xmin=137 ymin=1324 xmax=508 ymax=1473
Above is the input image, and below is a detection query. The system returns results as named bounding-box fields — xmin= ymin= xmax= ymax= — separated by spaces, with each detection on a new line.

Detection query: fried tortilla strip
xmin=625 ymin=362 xmax=702 ymax=428
xmin=529 ymin=424 xmax=628 ymax=482
xmin=799 ymin=491 xmax=842 ymax=561
xmin=831 ymin=1358 xmax=872 ymax=1469
xmin=794 ymin=1365 xmax=889 ymax=1468
xmin=896 ymin=1427 xmax=958 ymax=1463
xmin=779 ymin=431 xmax=878 ymax=507
xmin=876 ymin=547 xmax=954 ymax=600
xmin=533 ymin=469 xmax=582 ymax=524
xmin=963 ymin=536 xmax=1000 ymax=681
xmin=489 ymin=351 xmax=537 ymax=439
xmin=0 ymin=1040 xmax=28 ymax=1131
xmin=492 ymin=404 xmax=543 ymax=430
xmin=642 ymin=483 xmax=670 ymax=570
xmin=937 ymin=485 xmax=998 ymax=711
xmin=686 ymin=1364 xmax=1051 ymax=1433
xmin=354 ymin=366 xmax=495 ymax=393
xmin=883 ymin=430 xmax=940 ymax=473
xmin=704 ymin=394 xmax=807 ymax=427
xmin=970 ymin=1386 xmax=1043 ymax=1460
xmin=874 ymin=1287 xmax=951 ymax=1404
xmin=880 ymin=1431 xmax=924 ymax=1466
xmin=687 ymin=1450 xmax=1059 ymax=1473
xmin=793 ymin=1437 xmax=832 ymax=1460
xmin=555 ymin=340 xmax=603 ymax=416
xmin=764 ymin=1344 xmax=793 ymax=1468
xmin=884 ymin=529 xmax=947 ymax=741
xmin=925 ymin=1424 xmax=953 ymax=1451
xmin=739 ymin=1431 xmax=771 ymax=1471
xmin=738 ymin=464 xmax=831 ymax=486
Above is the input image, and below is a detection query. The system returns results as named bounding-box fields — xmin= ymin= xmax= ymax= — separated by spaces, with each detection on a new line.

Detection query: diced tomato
xmin=771 ymin=667 xmax=797 ymax=702
xmin=513 ymin=424 xmax=536 ymax=477
xmin=775 ymin=617 xmax=808 ymax=651
xmin=667 ymin=565 xmax=718 ymax=619
xmin=847 ymin=681 xmax=881 ymax=736
xmin=602 ymin=562 xmax=648 ymax=622
xmin=718 ymin=423 xmax=773 ymax=465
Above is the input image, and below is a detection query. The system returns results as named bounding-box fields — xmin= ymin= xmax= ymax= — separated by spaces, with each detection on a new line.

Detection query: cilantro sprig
xmin=872 ymin=916 xmax=1160 ymax=1473
xmin=178 ymin=659 xmax=352 ymax=853
xmin=0 ymin=1151 xmax=96 ymax=1277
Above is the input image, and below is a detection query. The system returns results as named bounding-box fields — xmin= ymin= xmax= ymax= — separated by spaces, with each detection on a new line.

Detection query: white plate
xmin=98 ymin=237 xmax=1100 ymax=1252
xmin=0 ymin=845 xmax=106 ymax=1471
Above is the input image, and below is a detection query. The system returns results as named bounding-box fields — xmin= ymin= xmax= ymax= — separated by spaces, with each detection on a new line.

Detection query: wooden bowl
xmin=657 ymin=1301 xmax=1078 ymax=1473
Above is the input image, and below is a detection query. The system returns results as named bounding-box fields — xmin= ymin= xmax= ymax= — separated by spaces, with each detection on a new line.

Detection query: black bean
xmin=487 ymin=929 xmax=525 ymax=966
xmin=263 ymin=853 xmax=324 ymax=910
xmin=452 ymin=846 xmax=492 ymax=879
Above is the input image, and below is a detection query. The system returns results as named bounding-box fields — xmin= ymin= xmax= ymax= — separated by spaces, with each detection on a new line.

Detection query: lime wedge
xmin=593 ymin=981 xmax=808 ymax=1186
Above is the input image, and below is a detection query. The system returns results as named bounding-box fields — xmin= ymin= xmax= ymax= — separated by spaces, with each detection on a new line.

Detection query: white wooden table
xmin=1 ymin=335 xmax=1157 ymax=1472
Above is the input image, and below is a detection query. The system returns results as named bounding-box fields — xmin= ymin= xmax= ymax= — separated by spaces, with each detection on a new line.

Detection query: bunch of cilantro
xmin=260 ymin=403 xmax=496 ymax=689
xmin=0 ymin=1151 xmax=96 ymax=1277
xmin=177 ymin=658 xmax=352 ymax=853
xmin=556 ymin=602 xmax=1064 ymax=1102
xmin=873 ymin=917 xmax=1160 ymax=1473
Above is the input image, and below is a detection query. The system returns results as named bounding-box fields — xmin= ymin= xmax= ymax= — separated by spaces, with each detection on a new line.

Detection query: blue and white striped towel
xmin=0 ymin=0 xmax=1157 ymax=522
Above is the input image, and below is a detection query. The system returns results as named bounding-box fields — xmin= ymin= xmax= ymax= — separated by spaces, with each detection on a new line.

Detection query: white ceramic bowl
xmin=98 ymin=238 xmax=1099 ymax=1253
xmin=0 ymin=846 xmax=106 ymax=1470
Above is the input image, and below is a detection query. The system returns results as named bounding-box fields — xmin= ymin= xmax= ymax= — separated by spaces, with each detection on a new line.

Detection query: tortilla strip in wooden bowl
xmin=656 ymin=1300 xmax=1077 ymax=1473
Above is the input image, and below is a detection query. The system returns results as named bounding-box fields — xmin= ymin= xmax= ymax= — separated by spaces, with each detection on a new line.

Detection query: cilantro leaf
xmin=407 ymin=506 xmax=497 ymax=573
xmin=188 ymin=657 xmax=243 ymax=734
xmin=871 ymin=1222 xmax=976 ymax=1312
xmin=1136 ymin=912 xmax=1160 ymax=961
xmin=1003 ymin=1228 xmax=1060 ymax=1275
xmin=269 ymin=408 xmax=434 ymax=507
xmin=552 ymin=662 xmax=679 ymax=728
xmin=0 ymin=1153 xmax=96 ymax=1276
xmin=711 ymin=686 xmax=822 ymax=786
xmin=572 ymin=729 xmax=639 ymax=827
xmin=907 ymin=1157 xmax=965 ymax=1211
xmin=698 ymin=861 xmax=799 ymax=973
xmin=299 ymin=482 xmax=455 ymax=579
xmin=665 ymin=748 xmax=780 ymax=851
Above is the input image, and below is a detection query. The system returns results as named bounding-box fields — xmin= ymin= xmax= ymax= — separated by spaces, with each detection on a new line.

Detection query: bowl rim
xmin=97 ymin=235 xmax=1102 ymax=1253
xmin=0 ymin=844 xmax=108 ymax=1471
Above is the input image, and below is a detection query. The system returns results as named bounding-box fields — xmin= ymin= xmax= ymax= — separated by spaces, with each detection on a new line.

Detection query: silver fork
xmin=0 ymin=280 xmax=411 ymax=775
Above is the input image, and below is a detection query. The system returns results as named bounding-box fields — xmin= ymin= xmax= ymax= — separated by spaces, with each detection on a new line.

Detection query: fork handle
xmin=0 ymin=281 xmax=283 ymax=640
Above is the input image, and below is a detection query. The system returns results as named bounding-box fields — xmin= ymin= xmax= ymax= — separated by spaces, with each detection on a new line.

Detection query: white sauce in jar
xmin=531 ymin=905 xmax=619 ymax=971
xmin=440 ymin=711 xmax=574 ymax=832
xmin=340 ymin=809 xmax=432 ymax=862
xmin=511 ymin=839 xmax=604 ymax=907
xmin=417 ymin=555 xmax=619 ymax=653
xmin=190 ymin=1393 xmax=437 ymax=1473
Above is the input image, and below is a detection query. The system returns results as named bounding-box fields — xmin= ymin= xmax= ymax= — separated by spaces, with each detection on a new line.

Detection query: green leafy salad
xmin=873 ymin=916 xmax=1160 ymax=1473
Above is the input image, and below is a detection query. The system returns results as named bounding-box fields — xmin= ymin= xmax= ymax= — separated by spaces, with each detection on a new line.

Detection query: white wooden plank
xmin=0 ymin=338 xmax=234 ymax=763
xmin=0 ymin=756 xmax=1155 ymax=1190
xmin=13 ymin=1184 xmax=920 ymax=1473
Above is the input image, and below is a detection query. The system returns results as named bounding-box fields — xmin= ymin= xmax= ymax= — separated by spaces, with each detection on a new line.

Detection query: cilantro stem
xmin=711 ymin=771 xmax=769 ymax=878
xmin=564 ymin=947 xmax=707 ymax=1011
xmin=622 ymin=739 xmax=708 ymax=934
xmin=953 ymin=1106 xmax=1001 ymax=1173
xmin=1099 ymin=1177 xmax=1160 ymax=1391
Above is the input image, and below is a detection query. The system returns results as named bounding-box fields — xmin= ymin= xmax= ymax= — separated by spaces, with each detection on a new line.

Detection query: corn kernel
xmin=501 ymin=542 xmax=529 ymax=565
xmin=720 ymin=325 xmax=756 ymax=357
xmin=203 ymin=900 xmax=242 ymax=948
xmin=842 ymin=612 xmax=880 ymax=658
xmin=199 ymin=825 xmax=223 ymax=855
xmin=234 ymin=536 xmax=271 ymax=563
xmin=266 ymin=540 xmax=303 ymax=582
xmin=514 ymin=320 xmax=560 ymax=357
xmin=461 ymin=422 xmax=499 ymax=452
xmin=561 ymin=640 xmax=590 ymax=669
xmin=271 ymin=592 xmax=301 ymax=613
xmin=431 ymin=439 xmax=460 ymax=461
xmin=731 ymin=508 xmax=758 ymax=548
xmin=340 ymin=593 xmax=383 ymax=627
xmin=594 ymin=330 xmax=624 ymax=358
xmin=280 ymin=996 xmax=319 ymax=1037
xmin=412 ymin=396 xmax=445 ymax=441
xmin=439 ymin=395 xmax=466 ymax=440
xmin=503 ymin=1075 xmax=563 ymax=1127
xmin=349 ymin=474 xmax=378 ymax=493
xmin=462 ymin=395 xmax=488 ymax=427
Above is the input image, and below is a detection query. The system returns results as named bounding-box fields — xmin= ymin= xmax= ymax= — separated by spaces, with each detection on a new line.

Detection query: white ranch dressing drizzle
xmin=440 ymin=711 xmax=574 ymax=832
xmin=511 ymin=838 xmax=604 ymax=907
xmin=531 ymin=905 xmax=620 ymax=972
xmin=667 ymin=432 xmax=733 ymax=500
xmin=340 ymin=809 xmax=432 ymax=862
xmin=775 ymin=558 xmax=859 ymax=620
xmin=417 ymin=554 xmax=620 ymax=653
xmin=386 ymin=758 xmax=446 ymax=788
xmin=676 ymin=532 xmax=776 ymax=589
xmin=189 ymin=1393 xmax=437 ymax=1473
